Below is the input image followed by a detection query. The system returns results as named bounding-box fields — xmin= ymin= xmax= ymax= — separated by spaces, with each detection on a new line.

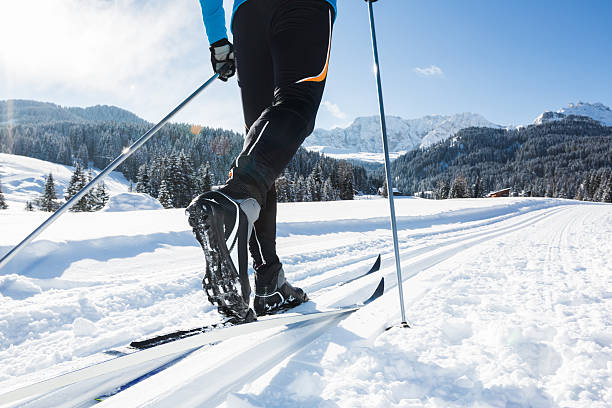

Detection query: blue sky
xmin=1 ymin=0 xmax=611 ymax=131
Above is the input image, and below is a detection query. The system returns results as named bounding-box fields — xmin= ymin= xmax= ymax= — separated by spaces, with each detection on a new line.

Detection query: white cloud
xmin=322 ymin=100 xmax=347 ymax=120
xmin=413 ymin=65 xmax=444 ymax=77
xmin=0 ymin=0 xmax=246 ymax=132
xmin=320 ymin=100 xmax=351 ymax=128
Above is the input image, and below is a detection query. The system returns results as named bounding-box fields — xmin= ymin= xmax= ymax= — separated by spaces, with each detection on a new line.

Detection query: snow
xmin=306 ymin=114 xmax=501 ymax=163
xmin=0 ymin=153 xmax=129 ymax=210
xmin=534 ymin=102 xmax=612 ymax=126
xmin=0 ymin=157 xmax=610 ymax=407
xmin=101 ymin=192 xmax=163 ymax=212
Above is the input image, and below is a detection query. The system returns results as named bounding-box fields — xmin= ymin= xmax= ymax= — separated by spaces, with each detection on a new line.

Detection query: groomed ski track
xmin=1 ymin=198 xmax=610 ymax=407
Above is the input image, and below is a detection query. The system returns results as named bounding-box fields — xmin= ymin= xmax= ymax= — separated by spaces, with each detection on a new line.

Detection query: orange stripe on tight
xmin=296 ymin=9 xmax=332 ymax=84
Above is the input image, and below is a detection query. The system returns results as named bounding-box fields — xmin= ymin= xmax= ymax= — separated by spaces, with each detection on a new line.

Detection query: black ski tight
xmin=221 ymin=0 xmax=334 ymax=268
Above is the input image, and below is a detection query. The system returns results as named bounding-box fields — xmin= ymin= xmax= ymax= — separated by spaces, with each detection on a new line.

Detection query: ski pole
xmin=0 ymin=72 xmax=221 ymax=272
xmin=365 ymin=0 xmax=409 ymax=328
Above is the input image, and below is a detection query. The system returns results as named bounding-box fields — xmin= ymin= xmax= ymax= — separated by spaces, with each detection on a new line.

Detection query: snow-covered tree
xmin=309 ymin=165 xmax=322 ymax=201
xmin=472 ymin=175 xmax=481 ymax=198
xmin=65 ymin=163 xmax=89 ymax=211
xmin=177 ymin=151 xmax=195 ymax=207
xmin=198 ymin=162 xmax=213 ymax=194
xmin=322 ymin=178 xmax=337 ymax=201
xmin=435 ymin=179 xmax=450 ymax=200
xmin=39 ymin=173 xmax=59 ymax=212
xmin=337 ymin=162 xmax=354 ymax=200
xmin=136 ymin=163 xmax=150 ymax=194
xmin=158 ymin=180 xmax=173 ymax=208
xmin=91 ymin=182 xmax=109 ymax=210
xmin=76 ymin=144 xmax=89 ymax=167
xmin=0 ymin=180 xmax=8 ymax=209
xmin=275 ymin=176 xmax=290 ymax=203
xmin=449 ymin=174 xmax=469 ymax=199
xmin=305 ymin=175 xmax=316 ymax=202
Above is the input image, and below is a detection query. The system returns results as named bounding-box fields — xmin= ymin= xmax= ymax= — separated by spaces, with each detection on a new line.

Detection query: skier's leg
xmin=185 ymin=3 xmax=273 ymax=322
xmin=249 ymin=186 xmax=280 ymax=268
xmin=230 ymin=2 xmax=282 ymax=269
xmin=219 ymin=0 xmax=334 ymax=206
xmin=230 ymin=0 xmax=334 ymax=315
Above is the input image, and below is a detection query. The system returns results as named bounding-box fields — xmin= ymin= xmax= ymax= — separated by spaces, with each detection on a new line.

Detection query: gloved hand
xmin=210 ymin=38 xmax=235 ymax=81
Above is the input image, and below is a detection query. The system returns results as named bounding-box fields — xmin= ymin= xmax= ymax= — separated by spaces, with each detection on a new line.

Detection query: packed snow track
xmin=0 ymin=197 xmax=610 ymax=407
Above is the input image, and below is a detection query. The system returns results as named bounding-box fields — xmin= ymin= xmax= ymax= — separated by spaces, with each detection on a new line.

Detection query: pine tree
xmin=0 ymin=180 xmax=8 ymax=209
xmin=158 ymin=180 xmax=173 ymax=208
xmin=275 ymin=176 xmax=290 ymax=202
xmin=165 ymin=154 xmax=180 ymax=207
xmin=303 ymin=176 xmax=314 ymax=202
xmin=202 ymin=162 xmax=213 ymax=193
xmin=322 ymin=178 xmax=337 ymax=201
xmin=294 ymin=176 xmax=305 ymax=202
xmin=309 ymin=164 xmax=323 ymax=201
xmin=472 ymin=175 xmax=481 ymax=198
xmin=76 ymin=144 xmax=89 ymax=167
xmin=381 ymin=180 xmax=388 ymax=198
xmin=601 ymin=177 xmax=612 ymax=203
xmin=136 ymin=163 xmax=150 ymax=194
xmin=177 ymin=151 xmax=195 ymax=207
xmin=449 ymin=173 xmax=468 ymax=198
xmin=337 ymin=161 xmax=354 ymax=200
xmin=435 ymin=179 xmax=450 ymax=200
xmin=40 ymin=173 xmax=59 ymax=212
xmin=85 ymin=169 xmax=97 ymax=211
xmin=92 ymin=182 xmax=109 ymax=210
xmin=65 ymin=163 xmax=89 ymax=211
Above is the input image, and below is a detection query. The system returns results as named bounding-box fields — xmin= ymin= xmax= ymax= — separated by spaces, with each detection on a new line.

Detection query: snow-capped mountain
xmin=306 ymin=113 xmax=501 ymax=163
xmin=534 ymin=102 xmax=612 ymax=126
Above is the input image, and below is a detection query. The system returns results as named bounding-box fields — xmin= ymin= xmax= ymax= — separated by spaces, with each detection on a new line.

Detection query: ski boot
xmin=254 ymin=262 xmax=308 ymax=316
xmin=186 ymin=191 xmax=260 ymax=324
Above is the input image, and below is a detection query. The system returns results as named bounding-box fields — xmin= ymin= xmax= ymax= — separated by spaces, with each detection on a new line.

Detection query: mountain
xmin=0 ymin=100 xmax=147 ymax=125
xmin=534 ymin=102 xmax=612 ymax=126
xmin=306 ymin=113 xmax=501 ymax=163
xmin=388 ymin=116 xmax=612 ymax=200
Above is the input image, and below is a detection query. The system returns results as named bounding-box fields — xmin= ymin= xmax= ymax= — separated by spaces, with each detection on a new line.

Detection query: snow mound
xmin=72 ymin=317 xmax=99 ymax=337
xmin=0 ymin=275 xmax=42 ymax=300
xmin=101 ymin=192 xmax=163 ymax=212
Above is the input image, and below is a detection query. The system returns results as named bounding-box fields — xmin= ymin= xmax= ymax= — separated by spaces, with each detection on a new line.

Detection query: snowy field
xmin=0 ymin=156 xmax=611 ymax=407
xmin=0 ymin=153 xmax=129 ymax=210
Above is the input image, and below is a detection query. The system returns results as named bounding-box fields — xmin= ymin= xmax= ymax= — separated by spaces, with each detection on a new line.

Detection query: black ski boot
xmin=254 ymin=263 xmax=308 ymax=316
xmin=186 ymin=191 xmax=260 ymax=324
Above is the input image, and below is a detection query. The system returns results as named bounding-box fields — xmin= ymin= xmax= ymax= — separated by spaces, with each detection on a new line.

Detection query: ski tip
xmin=364 ymin=277 xmax=384 ymax=305
xmin=367 ymin=254 xmax=382 ymax=275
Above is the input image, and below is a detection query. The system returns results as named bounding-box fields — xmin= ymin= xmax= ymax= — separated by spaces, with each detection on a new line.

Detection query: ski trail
xmin=219 ymin=204 xmax=610 ymax=408
xmin=96 ymin=316 xmax=348 ymax=408
xmin=86 ymin=204 xmax=579 ymax=407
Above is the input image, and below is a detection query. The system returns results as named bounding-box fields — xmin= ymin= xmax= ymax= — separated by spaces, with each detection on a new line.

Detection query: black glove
xmin=210 ymin=38 xmax=235 ymax=81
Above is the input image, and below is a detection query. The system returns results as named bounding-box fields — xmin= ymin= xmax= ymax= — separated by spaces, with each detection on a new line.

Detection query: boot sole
xmin=187 ymin=198 xmax=251 ymax=320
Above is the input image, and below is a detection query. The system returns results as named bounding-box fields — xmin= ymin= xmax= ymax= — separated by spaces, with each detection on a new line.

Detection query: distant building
xmin=378 ymin=187 xmax=402 ymax=196
xmin=486 ymin=188 xmax=511 ymax=198
xmin=414 ymin=190 xmax=434 ymax=199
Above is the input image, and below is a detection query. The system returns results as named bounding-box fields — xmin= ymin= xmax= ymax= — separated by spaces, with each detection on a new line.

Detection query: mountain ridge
xmin=0 ymin=99 xmax=147 ymax=125
xmin=534 ymin=102 xmax=612 ymax=127
xmin=307 ymin=113 xmax=501 ymax=156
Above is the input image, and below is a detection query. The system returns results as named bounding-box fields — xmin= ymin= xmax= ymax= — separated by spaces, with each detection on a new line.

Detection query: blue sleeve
xmin=198 ymin=0 xmax=228 ymax=45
